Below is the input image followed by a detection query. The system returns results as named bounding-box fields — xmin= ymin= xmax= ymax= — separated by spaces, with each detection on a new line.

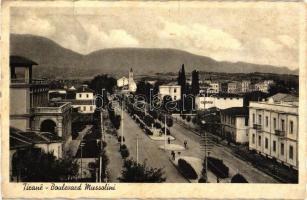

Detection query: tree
xmin=144 ymin=115 xmax=154 ymax=127
xmin=118 ymin=159 xmax=166 ymax=182
xmin=12 ymin=148 xmax=79 ymax=182
xmin=177 ymin=64 xmax=187 ymax=111
xmin=191 ymin=70 xmax=200 ymax=96
xmin=231 ymin=173 xmax=248 ymax=183
xmin=186 ymin=115 xmax=191 ymax=122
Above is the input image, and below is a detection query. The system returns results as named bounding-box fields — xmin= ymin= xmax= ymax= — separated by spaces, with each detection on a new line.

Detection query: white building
xmin=73 ymin=85 xmax=96 ymax=114
xmin=159 ymin=84 xmax=181 ymax=101
xmin=254 ymin=80 xmax=274 ymax=93
xmin=117 ymin=68 xmax=137 ymax=92
xmin=241 ymin=80 xmax=251 ymax=93
xmin=195 ymin=96 xmax=243 ymax=110
xmin=208 ymin=83 xmax=220 ymax=94
xmin=248 ymin=93 xmax=298 ymax=169
xmin=220 ymin=107 xmax=249 ymax=144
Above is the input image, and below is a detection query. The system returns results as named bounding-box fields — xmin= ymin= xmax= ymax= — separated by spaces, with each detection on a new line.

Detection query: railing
xmin=275 ymin=129 xmax=285 ymax=137
xmin=34 ymin=102 xmax=71 ymax=114
xmin=253 ymin=124 xmax=262 ymax=131
xmin=11 ymin=78 xmax=48 ymax=85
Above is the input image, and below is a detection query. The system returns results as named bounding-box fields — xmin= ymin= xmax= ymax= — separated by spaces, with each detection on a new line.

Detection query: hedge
xmin=231 ymin=173 xmax=248 ymax=183
xmin=178 ymin=159 xmax=198 ymax=180
xmin=207 ymin=157 xmax=229 ymax=178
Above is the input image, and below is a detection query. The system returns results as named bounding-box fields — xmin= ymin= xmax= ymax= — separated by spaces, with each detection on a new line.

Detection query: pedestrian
xmin=167 ymin=137 xmax=171 ymax=144
xmin=171 ymin=151 xmax=175 ymax=160
xmin=177 ymin=151 xmax=181 ymax=157
xmin=184 ymin=140 xmax=187 ymax=149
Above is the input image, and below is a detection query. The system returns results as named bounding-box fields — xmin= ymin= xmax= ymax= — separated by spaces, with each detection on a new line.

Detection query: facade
xmin=220 ymin=107 xmax=249 ymax=144
xmin=228 ymin=81 xmax=239 ymax=94
xmin=73 ymin=85 xmax=96 ymax=114
xmin=241 ymin=80 xmax=251 ymax=93
xmin=248 ymin=93 xmax=298 ymax=169
xmin=10 ymin=56 xmax=72 ymax=139
xmin=159 ymin=85 xmax=181 ymax=101
xmin=254 ymin=80 xmax=274 ymax=93
xmin=195 ymin=96 xmax=243 ymax=110
xmin=207 ymin=83 xmax=220 ymax=94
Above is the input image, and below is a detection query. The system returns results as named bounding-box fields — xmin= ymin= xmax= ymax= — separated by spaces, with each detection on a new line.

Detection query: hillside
xmin=10 ymin=34 xmax=298 ymax=79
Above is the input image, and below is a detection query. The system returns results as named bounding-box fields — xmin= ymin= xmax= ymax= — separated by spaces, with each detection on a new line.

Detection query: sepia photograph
xmin=1 ymin=0 xmax=306 ymax=199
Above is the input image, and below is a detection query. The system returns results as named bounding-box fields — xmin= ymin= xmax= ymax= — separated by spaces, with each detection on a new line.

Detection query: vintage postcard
xmin=1 ymin=0 xmax=306 ymax=199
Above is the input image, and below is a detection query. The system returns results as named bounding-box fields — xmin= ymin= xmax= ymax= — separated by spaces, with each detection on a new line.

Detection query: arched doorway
xmin=40 ymin=119 xmax=57 ymax=134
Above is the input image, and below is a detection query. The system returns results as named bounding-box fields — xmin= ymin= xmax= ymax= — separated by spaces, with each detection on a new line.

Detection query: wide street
xmin=170 ymin=122 xmax=278 ymax=183
xmin=120 ymin=110 xmax=188 ymax=182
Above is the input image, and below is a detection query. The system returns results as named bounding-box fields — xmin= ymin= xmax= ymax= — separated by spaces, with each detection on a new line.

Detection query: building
xmin=207 ymin=82 xmax=220 ymax=94
xmin=220 ymin=107 xmax=249 ymax=144
xmin=72 ymin=85 xmax=96 ymax=114
xmin=254 ymin=80 xmax=274 ymax=93
xmin=117 ymin=68 xmax=137 ymax=92
xmin=228 ymin=81 xmax=239 ymax=94
xmin=10 ymin=127 xmax=63 ymax=181
xmin=241 ymin=80 xmax=251 ymax=93
xmin=248 ymin=93 xmax=298 ymax=169
xmin=195 ymin=96 xmax=244 ymax=110
xmin=10 ymin=56 xmax=72 ymax=139
xmin=159 ymin=84 xmax=181 ymax=101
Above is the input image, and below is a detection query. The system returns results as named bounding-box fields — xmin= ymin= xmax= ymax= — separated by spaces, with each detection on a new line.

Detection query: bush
xmin=186 ymin=116 xmax=191 ymax=122
xmin=207 ymin=157 xmax=229 ymax=178
xmin=120 ymin=147 xmax=130 ymax=159
xmin=178 ymin=159 xmax=198 ymax=179
xmin=154 ymin=122 xmax=162 ymax=129
xmin=231 ymin=173 xmax=248 ymax=183
xmin=192 ymin=117 xmax=197 ymax=124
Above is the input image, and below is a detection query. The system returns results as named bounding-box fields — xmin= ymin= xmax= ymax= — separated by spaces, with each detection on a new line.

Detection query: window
xmin=252 ymin=134 xmax=255 ymax=144
xmin=273 ymin=141 xmax=276 ymax=152
xmin=79 ymin=94 xmax=82 ymax=98
xmin=281 ymin=119 xmax=285 ymax=131
xmin=290 ymin=120 xmax=294 ymax=134
xmin=273 ymin=118 xmax=276 ymax=130
xmin=253 ymin=113 xmax=255 ymax=124
xmin=245 ymin=117 xmax=248 ymax=126
xmin=258 ymin=135 xmax=261 ymax=146
xmin=174 ymin=96 xmax=177 ymax=100
xmin=281 ymin=143 xmax=284 ymax=156
xmin=83 ymin=106 xmax=86 ymax=111
xmin=289 ymin=145 xmax=294 ymax=160
xmin=258 ymin=114 xmax=262 ymax=124
xmin=265 ymin=138 xmax=268 ymax=149
xmin=265 ymin=116 xmax=269 ymax=127
xmin=86 ymin=94 xmax=89 ymax=98
xmin=174 ymin=88 xmax=177 ymax=93
xmin=90 ymin=106 xmax=93 ymax=111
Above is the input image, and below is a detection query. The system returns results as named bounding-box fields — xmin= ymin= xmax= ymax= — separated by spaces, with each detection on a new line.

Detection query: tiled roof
xmin=221 ymin=107 xmax=248 ymax=116
xmin=269 ymin=93 xmax=298 ymax=102
xmin=76 ymin=86 xmax=95 ymax=93
xmin=10 ymin=55 xmax=38 ymax=66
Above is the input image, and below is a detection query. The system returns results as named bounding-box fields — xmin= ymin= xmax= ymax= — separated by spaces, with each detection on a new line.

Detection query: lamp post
xmin=80 ymin=142 xmax=85 ymax=180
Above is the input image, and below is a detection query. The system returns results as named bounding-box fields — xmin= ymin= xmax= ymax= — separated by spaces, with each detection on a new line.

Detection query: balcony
xmin=253 ymin=124 xmax=262 ymax=131
xmin=275 ymin=129 xmax=285 ymax=137
xmin=11 ymin=78 xmax=49 ymax=85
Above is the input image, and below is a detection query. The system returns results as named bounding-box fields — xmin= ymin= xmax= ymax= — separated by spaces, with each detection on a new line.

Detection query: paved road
xmin=120 ymin=111 xmax=188 ymax=183
xmin=170 ymin=122 xmax=278 ymax=183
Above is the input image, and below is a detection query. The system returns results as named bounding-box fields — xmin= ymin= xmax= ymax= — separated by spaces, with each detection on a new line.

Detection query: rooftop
xmin=76 ymin=86 xmax=95 ymax=93
xmin=269 ymin=93 xmax=298 ymax=103
xmin=221 ymin=107 xmax=248 ymax=116
xmin=10 ymin=55 xmax=38 ymax=67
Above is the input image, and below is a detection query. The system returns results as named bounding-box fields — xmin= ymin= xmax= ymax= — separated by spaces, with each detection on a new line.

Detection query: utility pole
xmin=164 ymin=113 xmax=167 ymax=151
xmin=136 ymin=133 xmax=139 ymax=163
xmin=80 ymin=142 xmax=85 ymax=180
xmin=121 ymin=101 xmax=124 ymax=145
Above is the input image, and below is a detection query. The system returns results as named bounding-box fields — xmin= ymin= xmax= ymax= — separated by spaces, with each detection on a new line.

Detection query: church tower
xmin=128 ymin=68 xmax=133 ymax=83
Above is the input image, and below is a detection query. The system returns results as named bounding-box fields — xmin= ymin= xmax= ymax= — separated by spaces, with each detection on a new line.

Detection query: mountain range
xmin=10 ymin=34 xmax=298 ymax=79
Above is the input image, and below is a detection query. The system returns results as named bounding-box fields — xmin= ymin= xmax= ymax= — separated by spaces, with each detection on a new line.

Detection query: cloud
xmin=277 ymin=35 xmax=296 ymax=49
xmin=259 ymin=38 xmax=283 ymax=51
xmin=158 ymin=19 xmax=242 ymax=53
xmin=11 ymin=13 xmax=56 ymax=37
xmin=85 ymin=25 xmax=139 ymax=52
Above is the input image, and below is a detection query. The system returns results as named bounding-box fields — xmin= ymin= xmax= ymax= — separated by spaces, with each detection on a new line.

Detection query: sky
xmin=10 ymin=2 xmax=302 ymax=70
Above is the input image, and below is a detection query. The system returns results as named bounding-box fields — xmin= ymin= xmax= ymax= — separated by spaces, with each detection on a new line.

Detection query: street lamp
xmin=80 ymin=142 xmax=85 ymax=180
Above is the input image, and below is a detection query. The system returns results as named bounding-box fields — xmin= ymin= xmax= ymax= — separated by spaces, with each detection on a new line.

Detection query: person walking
xmin=167 ymin=137 xmax=171 ymax=144
xmin=171 ymin=151 xmax=175 ymax=160
xmin=184 ymin=140 xmax=188 ymax=149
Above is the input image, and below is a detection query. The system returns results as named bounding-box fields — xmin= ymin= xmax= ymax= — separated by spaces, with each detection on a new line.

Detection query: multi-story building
xmin=159 ymin=84 xmax=181 ymax=101
xmin=254 ymin=80 xmax=274 ymax=93
xmin=207 ymin=82 xmax=220 ymax=94
xmin=220 ymin=107 xmax=249 ymax=144
xmin=228 ymin=81 xmax=239 ymax=94
xmin=10 ymin=55 xmax=72 ymax=139
xmin=241 ymin=80 xmax=251 ymax=93
xmin=195 ymin=96 xmax=243 ymax=110
xmin=248 ymin=93 xmax=298 ymax=169
xmin=73 ymin=85 xmax=96 ymax=114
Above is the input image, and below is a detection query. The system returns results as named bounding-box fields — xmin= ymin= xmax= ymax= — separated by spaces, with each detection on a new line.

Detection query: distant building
xmin=253 ymin=80 xmax=274 ymax=93
xmin=208 ymin=82 xmax=220 ymax=94
xmin=241 ymin=80 xmax=251 ymax=93
xmin=248 ymin=93 xmax=298 ymax=169
xmin=228 ymin=81 xmax=239 ymax=94
xmin=195 ymin=96 xmax=244 ymax=110
xmin=220 ymin=107 xmax=249 ymax=144
xmin=159 ymin=84 xmax=181 ymax=101
xmin=72 ymin=85 xmax=96 ymax=114
xmin=117 ymin=68 xmax=137 ymax=92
